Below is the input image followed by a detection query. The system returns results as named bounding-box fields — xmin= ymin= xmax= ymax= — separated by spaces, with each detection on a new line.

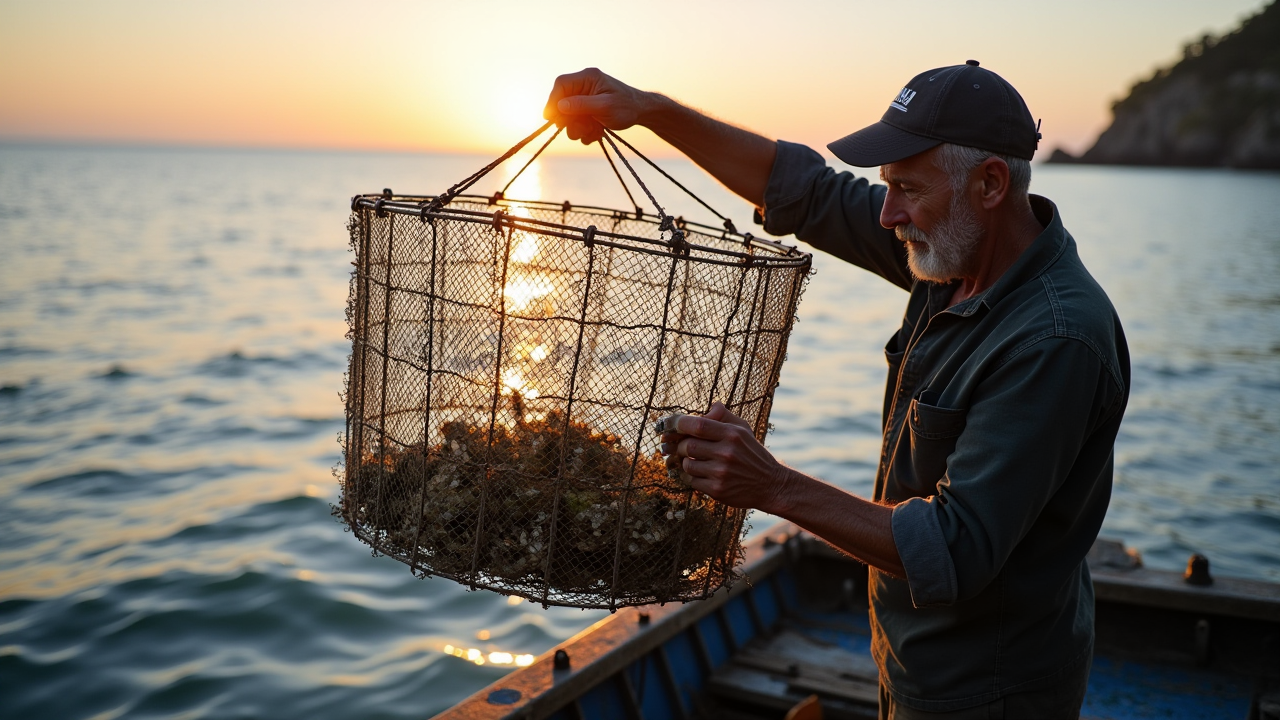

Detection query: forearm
xmin=638 ymin=93 xmax=776 ymax=207
xmin=770 ymin=468 xmax=906 ymax=576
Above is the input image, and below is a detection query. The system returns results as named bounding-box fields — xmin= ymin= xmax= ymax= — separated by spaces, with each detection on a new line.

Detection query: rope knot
xmin=670 ymin=228 xmax=689 ymax=256
xmin=426 ymin=194 xmax=449 ymax=214
xmin=583 ymin=224 xmax=597 ymax=248
xmin=489 ymin=191 xmax=504 ymax=205
xmin=373 ymin=198 xmax=388 ymax=218
xmin=492 ymin=210 xmax=507 ymax=233
xmin=659 ymin=216 xmax=688 ymax=255
xmin=723 ymin=217 xmax=737 ymax=235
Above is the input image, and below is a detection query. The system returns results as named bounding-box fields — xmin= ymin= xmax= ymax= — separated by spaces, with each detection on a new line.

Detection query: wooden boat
xmin=434 ymin=522 xmax=1280 ymax=720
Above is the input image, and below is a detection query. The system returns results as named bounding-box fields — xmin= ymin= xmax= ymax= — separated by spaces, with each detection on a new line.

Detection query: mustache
xmin=895 ymin=224 xmax=929 ymax=244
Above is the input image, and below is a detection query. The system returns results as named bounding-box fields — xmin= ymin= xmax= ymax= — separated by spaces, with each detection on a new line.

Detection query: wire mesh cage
xmin=338 ymin=125 xmax=811 ymax=609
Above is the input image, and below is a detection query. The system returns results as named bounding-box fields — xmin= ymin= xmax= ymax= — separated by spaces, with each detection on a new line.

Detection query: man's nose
xmin=880 ymin=191 xmax=910 ymax=230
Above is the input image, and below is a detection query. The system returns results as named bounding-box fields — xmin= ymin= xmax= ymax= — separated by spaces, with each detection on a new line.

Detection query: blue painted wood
xmin=576 ymin=675 xmax=631 ymax=720
xmin=1082 ymin=656 xmax=1253 ymax=720
xmin=696 ymin=613 xmax=731 ymax=668
xmin=775 ymin=565 xmax=801 ymax=610
xmin=626 ymin=652 xmax=677 ymax=720
xmin=754 ymin=576 xmax=782 ymax=629
xmin=723 ymin=595 xmax=757 ymax=648
xmin=663 ymin=630 xmax=706 ymax=713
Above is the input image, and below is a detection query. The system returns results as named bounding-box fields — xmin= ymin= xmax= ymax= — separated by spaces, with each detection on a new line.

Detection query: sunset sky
xmin=0 ymin=0 xmax=1268 ymax=158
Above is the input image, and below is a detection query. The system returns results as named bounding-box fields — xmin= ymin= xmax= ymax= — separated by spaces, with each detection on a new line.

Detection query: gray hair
xmin=933 ymin=143 xmax=1031 ymax=199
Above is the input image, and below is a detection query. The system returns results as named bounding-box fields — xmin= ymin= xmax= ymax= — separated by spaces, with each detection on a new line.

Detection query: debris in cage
xmin=339 ymin=122 xmax=810 ymax=608
xmin=350 ymin=396 xmax=721 ymax=595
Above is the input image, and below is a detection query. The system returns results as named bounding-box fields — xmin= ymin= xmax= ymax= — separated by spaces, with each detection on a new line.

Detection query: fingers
xmin=670 ymin=413 xmax=737 ymax=440
xmin=564 ymin=118 xmax=604 ymax=145
xmin=543 ymin=68 xmax=604 ymax=120
xmin=543 ymin=67 xmax=642 ymax=143
xmin=706 ymin=402 xmax=752 ymax=431
xmin=659 ymin=434 xmax=686 ymax=456
xmin=544 ymin=68 xmax=610 ymax=126
xmin=680 ymin=456 xmax=720 ymax=482
xmin=657 ymin=407 xmax=751 ymax=451
xmin=556 ymin=94 xmax=614 ymax=117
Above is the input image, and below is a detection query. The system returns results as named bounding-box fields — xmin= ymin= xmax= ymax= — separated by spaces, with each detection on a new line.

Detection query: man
xmin=544 ymin=63 xmax=1129 ymax=719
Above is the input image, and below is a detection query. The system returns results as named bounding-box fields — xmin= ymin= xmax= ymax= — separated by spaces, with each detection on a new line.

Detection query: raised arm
xmin=543 ymin=68 xmax=777 ymax=207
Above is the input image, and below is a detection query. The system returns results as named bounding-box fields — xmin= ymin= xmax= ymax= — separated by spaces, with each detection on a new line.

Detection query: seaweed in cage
xmin=346 ymin=395 xmax=726 ymax=596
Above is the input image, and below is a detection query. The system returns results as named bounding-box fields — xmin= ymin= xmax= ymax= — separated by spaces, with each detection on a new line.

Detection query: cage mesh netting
xmin=338 ymin=124 xmax=811 ymax=609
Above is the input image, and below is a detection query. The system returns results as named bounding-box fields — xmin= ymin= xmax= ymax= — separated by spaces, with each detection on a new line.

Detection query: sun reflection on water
xmin=442 ymin=643 xmax=535 ymax=667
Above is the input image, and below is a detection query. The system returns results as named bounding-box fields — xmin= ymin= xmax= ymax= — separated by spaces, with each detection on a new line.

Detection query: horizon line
xmin=0 ymin=134 xmax=700 ymax=160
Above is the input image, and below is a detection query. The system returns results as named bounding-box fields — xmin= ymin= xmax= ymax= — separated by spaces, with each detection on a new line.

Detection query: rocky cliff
xmin=1048 ymin=1 xmax=1280 ymax=169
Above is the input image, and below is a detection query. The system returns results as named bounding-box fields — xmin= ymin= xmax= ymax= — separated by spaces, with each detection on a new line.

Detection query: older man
xmin=545 ymin=63 xmax=1129 ymax=719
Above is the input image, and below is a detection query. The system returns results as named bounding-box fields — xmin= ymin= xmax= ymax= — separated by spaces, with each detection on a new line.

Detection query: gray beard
xmin=895 ymin=194 xmax=983 ymax=283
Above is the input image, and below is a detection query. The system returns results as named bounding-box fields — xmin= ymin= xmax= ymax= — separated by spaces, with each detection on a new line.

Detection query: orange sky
xmin=0 ymin=0 xmax=1267 ymax=158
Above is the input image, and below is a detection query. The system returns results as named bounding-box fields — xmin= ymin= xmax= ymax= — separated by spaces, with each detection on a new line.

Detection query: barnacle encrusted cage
xmin=338 ymin=124 xmax=811 ymax=609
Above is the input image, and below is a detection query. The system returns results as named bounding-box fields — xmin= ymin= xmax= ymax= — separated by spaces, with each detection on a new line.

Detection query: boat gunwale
xmin=432 ymin=523 xmax=802 ymax=720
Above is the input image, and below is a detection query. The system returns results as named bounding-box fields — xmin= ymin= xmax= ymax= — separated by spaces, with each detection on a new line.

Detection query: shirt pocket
xmin=906 ymin=398 xmax=967 ymax=493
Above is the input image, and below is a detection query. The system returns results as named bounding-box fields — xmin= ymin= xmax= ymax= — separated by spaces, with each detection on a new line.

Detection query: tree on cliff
xmin=1049 ymin=0 xmax=1280 ymax=169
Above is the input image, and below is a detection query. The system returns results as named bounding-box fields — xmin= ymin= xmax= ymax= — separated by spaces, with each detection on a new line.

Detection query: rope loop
xmin=492 ymin=209 xmax=507 ymax=234
xmin=373 ymin=198 xmax=388 ymax=218
xmin=433 ymin=122 xmax=748 ymax=244
xmin=583 ymin=224 xmax=597 ymax=248
xmin=382 ymin=188 xmax=393 ymax=199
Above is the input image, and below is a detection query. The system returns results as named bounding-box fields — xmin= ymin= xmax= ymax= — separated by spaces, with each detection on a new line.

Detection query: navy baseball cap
xmin=828 ymin=60 xmax=1040 ymax=167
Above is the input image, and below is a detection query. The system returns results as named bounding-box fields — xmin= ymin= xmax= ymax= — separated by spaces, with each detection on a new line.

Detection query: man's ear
xmin=977 ymin=157 xmax=1011 ymax=210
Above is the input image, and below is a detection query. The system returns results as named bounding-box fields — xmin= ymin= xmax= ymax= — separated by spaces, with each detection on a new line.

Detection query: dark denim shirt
xmin=759 ymin=141 xmax=1130 ymax=711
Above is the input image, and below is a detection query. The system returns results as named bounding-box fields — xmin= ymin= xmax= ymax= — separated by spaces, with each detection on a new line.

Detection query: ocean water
xmin=0 ymin=143 xmax=1277 ymax=719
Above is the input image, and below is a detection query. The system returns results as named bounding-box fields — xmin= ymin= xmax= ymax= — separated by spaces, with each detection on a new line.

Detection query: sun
xmin=487 ymin=81 xmax=551 ymax=144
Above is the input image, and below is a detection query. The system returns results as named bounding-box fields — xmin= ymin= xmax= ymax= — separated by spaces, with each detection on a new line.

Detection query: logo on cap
xmin=889 ymin=88 xmax=917 ymax=112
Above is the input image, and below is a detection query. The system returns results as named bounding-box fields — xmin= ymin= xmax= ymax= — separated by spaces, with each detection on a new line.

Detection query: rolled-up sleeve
xmin=892 ymin=497 xmax=958 ymax=607
xmin=891 ymin=336 xmax=1123 ymax=607
xmin=759 ymin=141 xmax=911 ymax=290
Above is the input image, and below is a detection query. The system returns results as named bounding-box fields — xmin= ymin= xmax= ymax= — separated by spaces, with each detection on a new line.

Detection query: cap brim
xmin=827 ymin=122 xmax=942 ymax=167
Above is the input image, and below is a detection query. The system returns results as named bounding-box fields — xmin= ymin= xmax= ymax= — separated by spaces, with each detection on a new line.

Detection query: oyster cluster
xmin=343 ymin=398 xmax=728 ymax=598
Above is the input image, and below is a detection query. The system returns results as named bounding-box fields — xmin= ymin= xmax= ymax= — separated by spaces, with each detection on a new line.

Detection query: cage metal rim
xmin=351 ymin=193 xmax=811 ymax=269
